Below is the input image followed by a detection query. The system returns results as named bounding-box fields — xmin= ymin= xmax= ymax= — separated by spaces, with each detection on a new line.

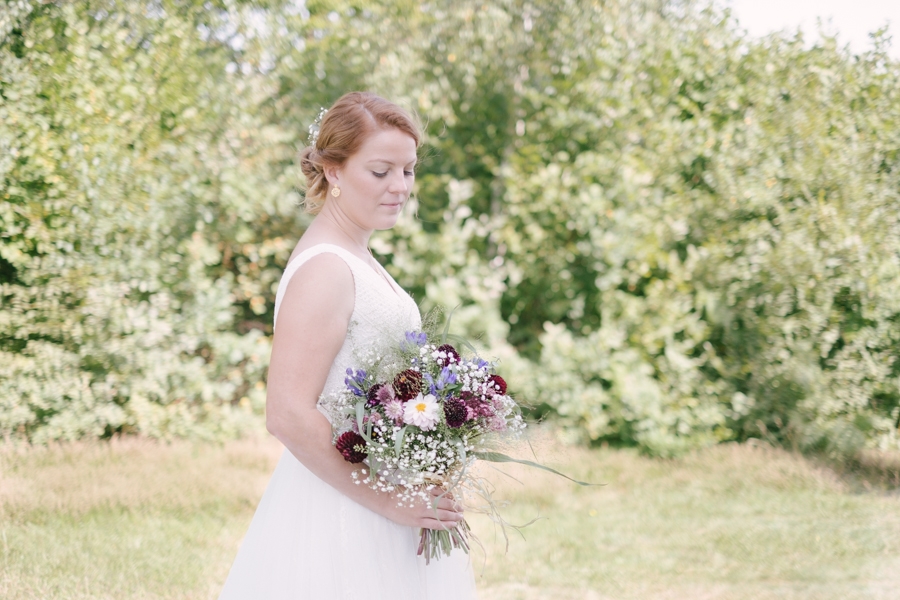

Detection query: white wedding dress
xmin=218 ymin=243 xmax=478 ymax=600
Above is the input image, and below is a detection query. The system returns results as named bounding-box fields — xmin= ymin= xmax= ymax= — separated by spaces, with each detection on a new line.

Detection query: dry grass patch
xmin=0 ymin=435 xmax=283 ymax=600
xmin=1 ymin=429 xmax=898 ymax=600
xmin=468 ymin=429 xmax=900 ymax=600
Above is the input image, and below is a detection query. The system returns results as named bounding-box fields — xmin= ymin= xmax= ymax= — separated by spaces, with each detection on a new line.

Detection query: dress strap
xmin=273 ymin=243 xmax=362 ymax=329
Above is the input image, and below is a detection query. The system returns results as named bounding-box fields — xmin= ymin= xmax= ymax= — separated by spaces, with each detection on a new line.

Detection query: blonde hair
xmin=299 ymin=92 xmax=422 ymax=214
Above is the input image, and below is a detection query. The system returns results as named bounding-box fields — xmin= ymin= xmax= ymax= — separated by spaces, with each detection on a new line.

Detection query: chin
xmin=373 ymin=215 xmax=401 ymax=231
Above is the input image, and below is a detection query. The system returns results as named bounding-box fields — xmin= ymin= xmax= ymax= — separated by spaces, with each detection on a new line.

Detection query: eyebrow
xmin=365 ymin=158 xmax=417 ymax=166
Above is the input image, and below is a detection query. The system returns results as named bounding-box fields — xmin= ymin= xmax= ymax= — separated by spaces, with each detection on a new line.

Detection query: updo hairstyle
xmin=299 ymin=92 xmax=422 ymax=214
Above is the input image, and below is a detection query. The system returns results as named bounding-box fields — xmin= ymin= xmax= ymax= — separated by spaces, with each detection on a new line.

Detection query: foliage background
xmin=2 ymin=0 xmax=898 ymax=457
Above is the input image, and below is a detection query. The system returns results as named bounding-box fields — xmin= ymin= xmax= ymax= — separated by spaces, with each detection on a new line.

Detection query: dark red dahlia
xmin=487 ymin=374 xmax=507 ymax=396
xmin=443 ymin=396 xmax=468 ymax=428
xmin=393 ymin=369 xmax=423 ymax=401
xmin=366 ymin=383 xmax=384 ymax=407
xmin=335 ymin=431 xmax=367 ymax=463
xmin=435 ymin=343 xmax=460 ymax=366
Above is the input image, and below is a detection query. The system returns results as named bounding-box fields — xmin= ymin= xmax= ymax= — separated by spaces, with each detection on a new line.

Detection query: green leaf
xmin=474 ymin=451 xmax=603 ymax=487
xmin=394 ymin=425 xmax=409 ymax=457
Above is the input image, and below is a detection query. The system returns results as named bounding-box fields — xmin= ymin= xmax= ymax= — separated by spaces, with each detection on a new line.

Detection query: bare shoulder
xmin=280 ymin=251 xmax=355 ymax=322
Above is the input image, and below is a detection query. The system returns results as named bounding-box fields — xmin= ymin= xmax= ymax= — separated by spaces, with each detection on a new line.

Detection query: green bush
xmin=0 ymin=1 xmax=299 ymax=441
xmin=3 ymin=0 xmax=898 ymax=456
xmin=326 ymin=0 xmax=900 ymax=455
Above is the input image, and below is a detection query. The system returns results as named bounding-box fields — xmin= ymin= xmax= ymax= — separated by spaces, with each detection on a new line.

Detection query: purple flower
xmin=401 ymin=331 xmax=428 ymax=351
xmin=344 ymin=367 xmax=367 ymax=397
xmin=423 ymin=366 xmax=458 ymax=396
xmin=424 ymin=373 xmax=437 ymax=396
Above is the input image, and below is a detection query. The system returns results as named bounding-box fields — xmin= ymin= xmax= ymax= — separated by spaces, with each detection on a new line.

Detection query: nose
xmin=387 ymin=169 xmax=409 ymax=194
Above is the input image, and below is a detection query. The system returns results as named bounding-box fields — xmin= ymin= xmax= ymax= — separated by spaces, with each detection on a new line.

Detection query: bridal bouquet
xmin=323 ymin=321 xmax=528 ymax=563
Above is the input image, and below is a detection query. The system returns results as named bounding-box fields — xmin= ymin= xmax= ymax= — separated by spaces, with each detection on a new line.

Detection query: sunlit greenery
xmin=2 ymin=0 xmax=899 ymax=457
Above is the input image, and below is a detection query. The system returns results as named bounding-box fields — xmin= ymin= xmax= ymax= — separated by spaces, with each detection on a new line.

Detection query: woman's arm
xmin=265 ymin=253 xmax=461 ymax=530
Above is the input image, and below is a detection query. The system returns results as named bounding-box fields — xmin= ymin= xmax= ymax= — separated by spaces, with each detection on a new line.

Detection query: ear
xmin=324 ymin=164 xmax=341 ymax=187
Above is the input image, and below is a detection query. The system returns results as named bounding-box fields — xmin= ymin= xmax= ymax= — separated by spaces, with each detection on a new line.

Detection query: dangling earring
xmin=331 ymin=185 xmax=341 ymax=198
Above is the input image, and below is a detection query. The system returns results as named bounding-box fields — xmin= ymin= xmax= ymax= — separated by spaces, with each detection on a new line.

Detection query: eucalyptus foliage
xmin=3 ymin=0 xmax=898 ymax=456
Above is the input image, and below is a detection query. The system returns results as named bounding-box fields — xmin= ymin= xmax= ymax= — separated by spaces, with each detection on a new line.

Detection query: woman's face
xmin=326 ymin=127 xmax=418 ymax=231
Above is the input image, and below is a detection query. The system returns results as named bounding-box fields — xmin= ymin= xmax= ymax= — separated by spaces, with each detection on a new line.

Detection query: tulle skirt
xmin=218 ymin=448 xmax=478 ymax=600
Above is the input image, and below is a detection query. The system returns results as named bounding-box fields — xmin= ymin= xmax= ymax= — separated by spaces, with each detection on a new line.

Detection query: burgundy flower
xmin=487 ymin=374 xmax=507 ymax=396
xmin=366 ymin=383 xmax=384 ymax=407
xmin=443 ymin=396 xmax=468 ymax=428
xmin=461 ymin=391 xmax=494 ymax=419
xmin=435 ymin=344 xmax=460 ymax=367
xmin=335 ymin=431 xmax=367 ymax=463
xmin=393 ymin=369 xmax=423 ymax=401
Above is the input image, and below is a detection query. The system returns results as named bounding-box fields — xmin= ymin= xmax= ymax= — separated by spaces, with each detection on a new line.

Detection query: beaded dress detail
xmin=218 ymin=244 xmax=477 ymax=600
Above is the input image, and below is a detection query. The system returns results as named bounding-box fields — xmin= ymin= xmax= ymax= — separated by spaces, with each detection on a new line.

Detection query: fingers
xmin=429 ymin=495 xmax=459 ymax=511
xmin=418 ymin=500 xmax=463 ymax=530
xmin=427 ymin=489 xmax=463 ymax=510
xmin=428 ymin=486 xmax=454 ymax=499
xmin=424 ymin=507 xmax=463 ymax=522
xmin=417 ymin=487 xmax=465 ymax=529
xmin=420 ymin=516 xmax=461 ymax=531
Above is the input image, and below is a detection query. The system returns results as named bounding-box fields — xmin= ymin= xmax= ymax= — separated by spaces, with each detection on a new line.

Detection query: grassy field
xmin=1 ymin=429 xmax=898 ymax=600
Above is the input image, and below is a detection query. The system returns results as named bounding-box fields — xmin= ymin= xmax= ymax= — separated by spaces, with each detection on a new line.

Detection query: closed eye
xmin=372 ymin=170 xmax=416 ymax=178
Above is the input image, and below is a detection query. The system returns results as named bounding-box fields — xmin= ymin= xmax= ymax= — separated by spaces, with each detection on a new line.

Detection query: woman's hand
xmin=381 ymin=487 xmax=464 ymax=530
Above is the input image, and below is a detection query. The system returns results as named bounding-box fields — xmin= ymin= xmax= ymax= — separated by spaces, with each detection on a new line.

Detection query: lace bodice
xmin=273 ymin=243 xmax=421 ymax=420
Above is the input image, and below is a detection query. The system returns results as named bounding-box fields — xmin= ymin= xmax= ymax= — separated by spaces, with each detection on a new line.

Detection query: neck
xmin=313 ymin=201 xmax=372 ymax=255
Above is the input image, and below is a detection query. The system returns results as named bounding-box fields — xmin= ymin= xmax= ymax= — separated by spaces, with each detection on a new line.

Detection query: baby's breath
xmin=324 ymin=323 xmax=526 ymax=559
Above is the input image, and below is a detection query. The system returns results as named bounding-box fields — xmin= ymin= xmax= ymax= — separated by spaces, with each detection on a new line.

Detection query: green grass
xmin=470 ymin=435 xmax=900 ymax=599
xmin=1 ymin=431 xmax=898 ymax=599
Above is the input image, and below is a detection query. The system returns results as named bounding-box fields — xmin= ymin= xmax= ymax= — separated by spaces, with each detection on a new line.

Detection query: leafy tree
xmin=3 ymin=0 xmax=898 ymax=458
xmin=289 ymin=0 xmax=900 ymax=456
xmin=0 ymin=0 xmax=299 ymax=440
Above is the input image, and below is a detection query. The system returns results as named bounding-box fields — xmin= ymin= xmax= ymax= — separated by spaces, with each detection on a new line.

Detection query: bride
xmin=218 ymin=92 xmax=478 ymax=599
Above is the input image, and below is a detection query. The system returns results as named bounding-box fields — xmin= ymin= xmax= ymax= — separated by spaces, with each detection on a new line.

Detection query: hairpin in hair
xmin=308 ymin=107 xmax=328 ymax=147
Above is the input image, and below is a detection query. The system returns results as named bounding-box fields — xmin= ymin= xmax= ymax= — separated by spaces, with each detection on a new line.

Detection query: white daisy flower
xmin=403 ymin=393 xmax=440 ymax=431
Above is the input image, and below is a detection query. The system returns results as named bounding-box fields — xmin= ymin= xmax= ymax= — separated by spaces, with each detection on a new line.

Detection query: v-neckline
xmin=366 ymin=254 xmax=404 ymax=300
xmin=290 ymin=243 xmax=405 ymax=301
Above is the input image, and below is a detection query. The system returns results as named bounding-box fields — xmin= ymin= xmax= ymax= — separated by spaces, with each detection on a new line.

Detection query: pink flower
xmin=384 ymin=399 xmax=405 ymax=423
xmin=377 ymin=384 xmax=397 ymax=404
xmin=490 ymin=416 xmax=507 ymax=432
xmin=463 ymin=392 xmax=495 ymax=420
